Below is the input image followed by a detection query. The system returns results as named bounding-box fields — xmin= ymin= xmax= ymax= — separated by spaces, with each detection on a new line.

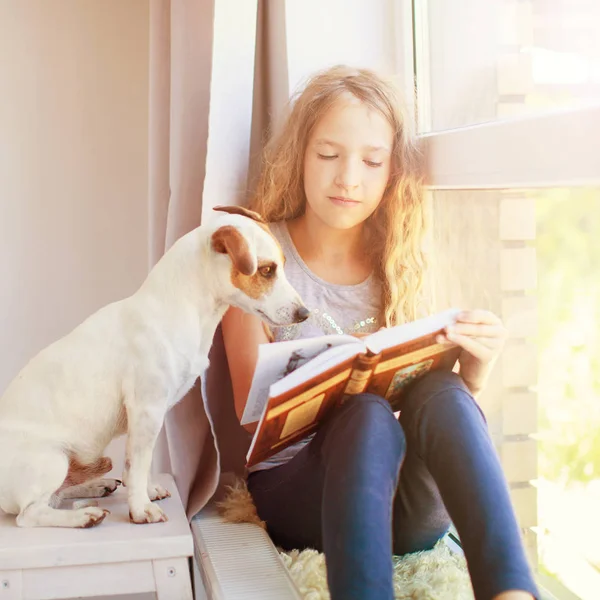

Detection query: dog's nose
xmin=295 ymin=306 xmax=310 ymax=323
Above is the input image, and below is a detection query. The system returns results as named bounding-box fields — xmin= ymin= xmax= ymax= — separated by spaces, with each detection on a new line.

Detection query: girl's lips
xmin=328 ymin=196 xmax=360 ymax=207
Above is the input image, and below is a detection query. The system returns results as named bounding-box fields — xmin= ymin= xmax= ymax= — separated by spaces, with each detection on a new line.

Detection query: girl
xmin=221 ymin=65 xmax=539 ymax=600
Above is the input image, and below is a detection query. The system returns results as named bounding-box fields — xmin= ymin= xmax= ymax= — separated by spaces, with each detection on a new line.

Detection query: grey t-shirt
xmin=249 ymin=220 xmax=382 ymax=472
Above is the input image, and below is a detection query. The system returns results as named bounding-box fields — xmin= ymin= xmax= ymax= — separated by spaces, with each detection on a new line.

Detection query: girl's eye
xmin=317 ymin=153 xmax=382 ymax=167
xmin=259 ymin=265 xmax=276 ymax=278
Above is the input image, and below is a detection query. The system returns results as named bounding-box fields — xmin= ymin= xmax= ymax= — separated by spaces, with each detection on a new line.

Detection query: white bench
xmin=0 ymin=474 xmax=193 ymax=600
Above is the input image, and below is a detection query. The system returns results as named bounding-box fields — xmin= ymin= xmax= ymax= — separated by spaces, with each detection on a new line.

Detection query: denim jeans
xmin=247 ymin=371 xmax=539 ymax=600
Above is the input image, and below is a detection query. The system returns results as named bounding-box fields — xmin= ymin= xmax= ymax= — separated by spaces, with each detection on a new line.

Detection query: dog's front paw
xmin=75 ymin=507 xmax=111 ymax=528
xmin=148 ymin=482 xmax=171 ymax=501
xmin=86 ymin=478 xmax=121 ymax=497
xmin=129 ymin=502 xmax=168 ymax=524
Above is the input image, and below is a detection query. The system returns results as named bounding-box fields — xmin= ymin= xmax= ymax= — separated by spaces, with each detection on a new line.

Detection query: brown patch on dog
xmin=213 ymin=204 xmax=286 ymax=265
xmin=231 ymin=260 xmax=277 ymax=299
xmin=59 ymin=456 xmax=113 ymax=492
xmin=211 ymin=226 xmax=256 ymax=276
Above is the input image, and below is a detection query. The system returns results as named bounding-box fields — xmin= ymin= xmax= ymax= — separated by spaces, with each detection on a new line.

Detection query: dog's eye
xmin=259 ymin=264 xmax=276 ymax=278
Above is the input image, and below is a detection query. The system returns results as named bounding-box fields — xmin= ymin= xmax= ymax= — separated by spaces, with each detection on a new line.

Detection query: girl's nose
xmin=335 ymin=157 xmax=360 ymax=190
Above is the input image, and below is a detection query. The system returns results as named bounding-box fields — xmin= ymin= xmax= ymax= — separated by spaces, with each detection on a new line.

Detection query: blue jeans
xmin=247 ymin=371 xmax=539 ymax=600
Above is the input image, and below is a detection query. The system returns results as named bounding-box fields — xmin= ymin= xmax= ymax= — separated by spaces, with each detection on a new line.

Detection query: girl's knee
xmin=403 ymin=371 xmax=471 ymax=410
xmin=324 ymin=393 xmax=406 ymax=457
xmin=339 ymin=393 xmax=400 ymax=431
xmin=344 ymin=392 xmax=394 ymax=414
xmin=400 ymin=370 xmax=486 ymax=427
xmin=411 ymin=370 xmax=469 ymax=398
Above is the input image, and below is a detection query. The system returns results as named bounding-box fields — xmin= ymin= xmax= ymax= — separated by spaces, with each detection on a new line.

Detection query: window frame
xmin=421 ymin=105 xmax=600 ymax=190
xmin=407 ymin=2 xmax=600 ymax=599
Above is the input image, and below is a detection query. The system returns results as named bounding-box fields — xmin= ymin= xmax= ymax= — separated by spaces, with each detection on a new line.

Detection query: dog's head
xmin=210 ymin=205 xmax=309 ymax=327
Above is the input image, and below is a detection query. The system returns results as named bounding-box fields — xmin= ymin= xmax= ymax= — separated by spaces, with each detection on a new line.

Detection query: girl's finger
xmin=445 ymin=331 xmax=493 ymax=362
xmin=436 ymin=333 xmax=454 ymax=345
xmin=466 ymin=336 xmax=504 ymax=351
xmin=447 ymin=323 xmax=506 ymax=339
xmin=438 ymin=332 xmax=502 ymax=354
xmin=457 ymin=310 xmax=502 ymax=325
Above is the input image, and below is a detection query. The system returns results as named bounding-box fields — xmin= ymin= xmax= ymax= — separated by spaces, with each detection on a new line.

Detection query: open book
xmin=242 ymin=308 xmax=462 ymax=467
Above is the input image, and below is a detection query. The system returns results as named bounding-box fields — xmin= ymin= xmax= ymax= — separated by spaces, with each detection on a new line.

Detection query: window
xmin=427 ymin=188 xmax=600 ymax=599
xmin=411 ymin=2 xmax=600 ymax=597
xmin=272 ymin=2 xmax=599 ymax=595
xmin=414 ymin=0 xmax=600 ymax=132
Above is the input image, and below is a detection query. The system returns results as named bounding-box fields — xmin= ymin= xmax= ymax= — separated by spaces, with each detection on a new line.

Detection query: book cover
xmin=245 ymin=309 xmax=462 ymax=467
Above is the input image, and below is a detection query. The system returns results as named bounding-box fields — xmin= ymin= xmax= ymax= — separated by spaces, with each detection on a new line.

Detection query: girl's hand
xmin=436 ymin=310 xmax=507 ymax=395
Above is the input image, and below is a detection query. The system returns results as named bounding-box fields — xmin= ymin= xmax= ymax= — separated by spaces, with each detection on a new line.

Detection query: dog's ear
xmin=211 ymin=225 xmax=257 ymax=276
xmin=213 ymin=205 xmax=267 ymax=224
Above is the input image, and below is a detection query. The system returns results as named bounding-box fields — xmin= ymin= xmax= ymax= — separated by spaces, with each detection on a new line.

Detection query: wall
xmin=0 ymin=0 xmax=150 ymax=477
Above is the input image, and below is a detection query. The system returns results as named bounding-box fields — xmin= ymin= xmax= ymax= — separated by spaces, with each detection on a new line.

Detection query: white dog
xmin=0 ymin=206 xmax=308 ymax=528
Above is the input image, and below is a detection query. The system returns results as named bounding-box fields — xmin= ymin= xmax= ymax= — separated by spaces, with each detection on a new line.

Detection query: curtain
xmin=148 ymin=0 xmax=258 ymax=519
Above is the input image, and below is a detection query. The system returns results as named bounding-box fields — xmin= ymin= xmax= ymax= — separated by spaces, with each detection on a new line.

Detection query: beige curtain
xmin=148 ymin=0 xmax=257 ymax=519
xmin=247 ymin=0 xmax=291 ymax=196
xmin=148 ymin=0 xmax=216 ymax=519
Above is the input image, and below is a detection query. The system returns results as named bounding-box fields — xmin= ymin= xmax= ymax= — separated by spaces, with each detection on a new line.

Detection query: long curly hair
xmin=249 ymin=65 xmax=427 ymax=326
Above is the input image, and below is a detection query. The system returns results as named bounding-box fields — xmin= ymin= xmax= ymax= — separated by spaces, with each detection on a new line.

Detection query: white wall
xmin=262 ymin=0 xmax=404 ymax=132
xmin=284 ymin=0 xmax=398 ymax=93
xmin=0 ymin=0 xmax=149 ymax=391
xmin=0 ymin=1 xmax=150 ymax=480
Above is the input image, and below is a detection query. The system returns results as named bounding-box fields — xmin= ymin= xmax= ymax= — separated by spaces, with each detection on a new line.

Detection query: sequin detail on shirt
xmin=278 ymin=309 xmax=378 ymax=340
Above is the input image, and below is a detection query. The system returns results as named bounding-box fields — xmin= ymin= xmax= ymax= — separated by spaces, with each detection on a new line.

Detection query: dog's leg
xmin=18 ymin=497 xmax=110 ymax=528
xmin=59 ymin=478 xmax=121 ymax=499
xmin=121 ymin=459 xmax=169 ymax=501
xmin=57 ymin=456 xmax=120 ymax=501
xmin=125 ymin=397 xmax=169 ymax=524
xmin=14 ymin=450 xmax=109 ymax=528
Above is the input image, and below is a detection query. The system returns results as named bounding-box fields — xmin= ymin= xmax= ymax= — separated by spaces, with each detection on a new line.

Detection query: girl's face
xmin=303 ymin=95 xmax=394 ymax=231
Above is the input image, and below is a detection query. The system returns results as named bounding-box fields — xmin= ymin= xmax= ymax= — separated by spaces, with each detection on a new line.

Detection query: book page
xmin=268 ymin=342 xmax=365 ymax=398
xmin=241 ymin=333 xmax=360 ymax=425
xmin=364 ymin=308 xmax=461 ymax=355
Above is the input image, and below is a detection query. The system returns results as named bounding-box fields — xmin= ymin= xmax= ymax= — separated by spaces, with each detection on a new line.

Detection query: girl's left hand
xmin=436 ymin=309 xmax=508 ymax=395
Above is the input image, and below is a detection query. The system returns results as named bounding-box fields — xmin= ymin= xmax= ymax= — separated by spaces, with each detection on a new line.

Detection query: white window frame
xmin=422 ymin=105 xmax=600 ymax=190
xmin=407 ymin=2 xmax=600 ymax=599
xmin=408 ymin=0 xmax=600 ymax=189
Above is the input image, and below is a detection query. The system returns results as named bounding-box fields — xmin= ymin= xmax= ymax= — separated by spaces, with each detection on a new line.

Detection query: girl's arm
xmin=436 ymin=309 xmax=508 ymax=397
xmin=221 ymin=306 xmax=270 ymax=434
